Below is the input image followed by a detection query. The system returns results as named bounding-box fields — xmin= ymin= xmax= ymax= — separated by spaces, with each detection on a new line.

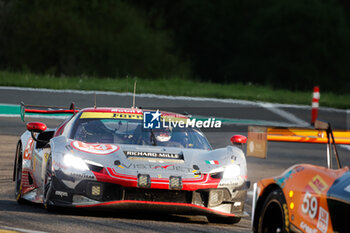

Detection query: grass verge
xmin=0 ymin=71 xmax=349 ymax=109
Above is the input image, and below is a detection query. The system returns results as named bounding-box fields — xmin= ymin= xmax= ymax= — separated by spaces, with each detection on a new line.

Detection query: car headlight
xmin=223 ymin=164 xmax=241 ymax=178
xmin=63 ymin=154 xmax=89 ymax=170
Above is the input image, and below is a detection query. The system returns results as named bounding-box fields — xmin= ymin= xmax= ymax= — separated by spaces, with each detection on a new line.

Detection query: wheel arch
xmin=253 ymin=183 xmax=283 ymax=232
xmin=13 ymin=131 xmax=35 ymax=181
xmin=13 ymin=140 xmax=23 ymax=181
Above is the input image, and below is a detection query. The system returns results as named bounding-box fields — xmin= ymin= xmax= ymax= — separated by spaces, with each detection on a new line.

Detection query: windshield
xmin=70 ymin=117 xmax=212 ymax=150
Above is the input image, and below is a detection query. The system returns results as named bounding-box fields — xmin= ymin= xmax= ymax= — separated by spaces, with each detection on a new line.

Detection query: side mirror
xmin=26 ymin=122 xmax=47 ymax=133
xmin=230 ymin=135 xmax=247 ymax=145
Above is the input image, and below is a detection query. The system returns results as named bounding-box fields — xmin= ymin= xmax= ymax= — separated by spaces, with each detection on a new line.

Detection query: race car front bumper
xmin=48 ymin=176 xmax=250 ymax=217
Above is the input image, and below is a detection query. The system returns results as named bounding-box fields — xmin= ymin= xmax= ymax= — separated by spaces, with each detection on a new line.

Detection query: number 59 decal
xmin=301 ymin=192 xmax=318 ymax=218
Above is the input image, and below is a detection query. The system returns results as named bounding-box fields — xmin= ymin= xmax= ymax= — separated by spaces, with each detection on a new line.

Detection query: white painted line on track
xmin=0 ymin=114 xmax=69 ymax=119
xmin=273 ymin=103 xmax=347 ymax=113
xmin=0 ymin=86 xmax=259 ymax=105
xmin=0 ymin=103 xmax=19 ymax=107
xmin=258 ymin=102 xmax=309 ymax=126
xmin=0 ymin=226 xmax=48 ymax=233
xmin=340 ymin=145 xmax=350 ymax=151
xmin=0 ymin=114 xmax=19 ymax=118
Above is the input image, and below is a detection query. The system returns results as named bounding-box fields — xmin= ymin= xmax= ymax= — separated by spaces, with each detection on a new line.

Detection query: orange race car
xmin=251 ymin=120 xmax=350 ymax=233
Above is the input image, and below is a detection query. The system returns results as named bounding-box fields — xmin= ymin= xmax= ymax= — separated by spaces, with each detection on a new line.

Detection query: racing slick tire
xmin=207 ymin=216 xmax=241 ymax=224
xmin=14 ymin=141 xmax=25 ymax=204
xmin=43 ymin=153 xmax=55 ymax=212
xmin=257 ymin=188 xmax=290 ymax=233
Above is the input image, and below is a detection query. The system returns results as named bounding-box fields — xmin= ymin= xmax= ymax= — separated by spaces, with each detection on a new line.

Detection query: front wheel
xmin=14 ymin=142 xmax=25 ymax=204
xmin=257 ymin=188 xmax=290 ymax=233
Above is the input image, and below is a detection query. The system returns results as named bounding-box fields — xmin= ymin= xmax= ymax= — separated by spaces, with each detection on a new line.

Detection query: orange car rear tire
xmin=257 ymin=188 xmax=290 ymax=233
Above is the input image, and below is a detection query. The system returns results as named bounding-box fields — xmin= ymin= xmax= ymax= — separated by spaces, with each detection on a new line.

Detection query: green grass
xmin=1 ymin=70 xmax=349 ymax=109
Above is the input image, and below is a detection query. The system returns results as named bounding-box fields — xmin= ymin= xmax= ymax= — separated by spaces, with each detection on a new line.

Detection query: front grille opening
xmin=87 ymin=164 xmax=103 ymax=173
xmin=102 ymin=183 xmax=123 ymax=201
xmin=210 ymin=172 xmax=223 ymax=179
xmin=124 ymin=188 xmax=192 ymax=203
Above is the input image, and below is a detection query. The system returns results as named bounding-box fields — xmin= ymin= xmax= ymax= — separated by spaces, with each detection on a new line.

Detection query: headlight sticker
xmin=71 ymin=141 xmax=119 ymax=155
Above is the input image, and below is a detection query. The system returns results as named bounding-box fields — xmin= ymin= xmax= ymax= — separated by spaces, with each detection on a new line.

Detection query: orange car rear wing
xmin=267 ymin=128 xmax=350 ymax=145
xmin=247 ymin=87 xmax=344 ymax=169
xmin=20 ymin=102 xmax=79 ymax=122
xmin=247 ymin=120 xmax=344 ymax=169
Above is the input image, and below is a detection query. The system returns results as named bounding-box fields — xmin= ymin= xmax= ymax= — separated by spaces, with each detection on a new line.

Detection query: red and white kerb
xmin=311 ymin=86 xmax=320 ymax=125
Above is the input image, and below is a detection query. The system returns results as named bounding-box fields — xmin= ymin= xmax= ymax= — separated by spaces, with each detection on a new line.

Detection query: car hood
xmin=51 ymin=136 xmax=246 ymax=177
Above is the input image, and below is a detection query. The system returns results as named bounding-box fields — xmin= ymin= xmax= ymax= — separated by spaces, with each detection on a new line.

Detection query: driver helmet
xmin=154 ymin=127 xmax=172 ymax=142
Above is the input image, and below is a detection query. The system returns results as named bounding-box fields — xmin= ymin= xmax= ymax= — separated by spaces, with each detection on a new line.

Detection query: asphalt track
xmin=0 ymin=87 xmax=349 ymax=233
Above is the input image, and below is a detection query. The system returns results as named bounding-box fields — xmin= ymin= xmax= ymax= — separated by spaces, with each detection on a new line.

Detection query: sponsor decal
xmin=300 ymin=221 xmax=318 ymax=233
xmin=283 ymin=203 xmax=290 ymax=233
xmin=111 ymin=108 xmax=143 ymax=114
xmin=308 ymin=175 xmax=328 ymax=194
xmin=143 ymin=110 xmax=221 ymax=129
xmin=23 ymin=138 xmax=34 ymax=160
xmin=71 ymin=141 xmax=119 ymax=155
xmin=70 ymin=172 xmax=94 ymax=179
xmin=124 ymin=150 xmax=183 ymax=160
xmin=113 ymin=163 xmax=192 ymax=172
xmin=55 ymin=191 xmax=68 ymax=197
xmin=80 ymin=112 xmax=143 ymax=120
xmin=32 ymin=156 xmax=36 ymax=172
xmin=301 ymin=192 xmax=318 ymax=219
xmin=317 ymin=207 xmax=329 ymax=233
xmin=44 ymin=152 xmax=49 ymax=163
xmin=41 ymin=152 xmax=50 ymax=180
xmin=205 ymin=160 xmax=219 ymax=165
xmin=218 ymin=176 xmax=242 ymax=187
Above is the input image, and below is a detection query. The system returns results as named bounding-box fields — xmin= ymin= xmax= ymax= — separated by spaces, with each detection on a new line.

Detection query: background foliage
xmin=0 ymin=0 xmax=188 ymax=78
xmin=0 ymin=0 xmax=349 ymax=92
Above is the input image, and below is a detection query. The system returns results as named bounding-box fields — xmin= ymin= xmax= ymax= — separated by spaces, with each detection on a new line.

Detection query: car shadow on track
xmin=0 ymin=199 xmax=47 ymax=213
xmin=51 ymin=207 xmax=210 ymax=225
xmin=1 ymin=199 xmax=211 ymax=224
